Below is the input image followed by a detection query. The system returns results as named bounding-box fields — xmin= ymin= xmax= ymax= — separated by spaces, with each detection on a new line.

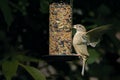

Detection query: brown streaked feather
xmin=86 ymin=24 xmax=111 ymax=43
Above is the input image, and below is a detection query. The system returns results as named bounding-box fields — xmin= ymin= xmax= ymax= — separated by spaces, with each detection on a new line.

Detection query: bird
xmin=73 ymin=24 xmax=111 ymax=76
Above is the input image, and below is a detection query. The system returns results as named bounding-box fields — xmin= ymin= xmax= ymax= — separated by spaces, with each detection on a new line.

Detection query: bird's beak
xmin=73 ymin=25 xmax=77 ymax=29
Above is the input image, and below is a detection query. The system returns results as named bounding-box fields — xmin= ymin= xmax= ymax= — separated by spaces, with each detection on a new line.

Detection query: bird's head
xmin=73 ymin=24 xmax=86 ymax=32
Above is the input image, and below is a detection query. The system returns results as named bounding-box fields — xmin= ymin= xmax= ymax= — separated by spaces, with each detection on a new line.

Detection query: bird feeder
xmin=43 ymin=0 xmax=79 ymax=61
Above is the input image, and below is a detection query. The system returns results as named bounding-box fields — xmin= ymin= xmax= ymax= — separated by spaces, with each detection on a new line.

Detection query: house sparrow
xmin=73 ymin=24 xmax=110 ymax=76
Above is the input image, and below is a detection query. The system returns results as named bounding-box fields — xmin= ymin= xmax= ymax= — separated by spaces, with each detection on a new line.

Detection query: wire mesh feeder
xmin=42 ymin=0 xmax=79 ymax=61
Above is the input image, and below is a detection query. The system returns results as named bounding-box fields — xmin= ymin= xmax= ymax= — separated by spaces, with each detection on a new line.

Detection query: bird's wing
xmin=86 ymin=24 xmax=111 ymax=47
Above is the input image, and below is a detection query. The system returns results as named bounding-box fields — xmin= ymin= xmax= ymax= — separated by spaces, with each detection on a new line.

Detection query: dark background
xmin=0 ymin=0 xmax=120 ymax=80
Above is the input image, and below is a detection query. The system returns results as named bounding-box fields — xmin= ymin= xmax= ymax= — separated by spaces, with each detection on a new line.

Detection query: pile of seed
xmin=49 ymin=2 xmax=72 ymax=55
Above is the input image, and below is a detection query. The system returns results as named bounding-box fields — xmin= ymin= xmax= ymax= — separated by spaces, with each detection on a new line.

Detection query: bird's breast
xmin=73 ymin=33 xmax=83 ymax=45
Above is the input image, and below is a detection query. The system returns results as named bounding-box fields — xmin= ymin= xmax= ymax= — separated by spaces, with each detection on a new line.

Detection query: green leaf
xmin=87 ymin=49 xmax=100 ymax=64
xmin=16 ymin=54 xmax=41 ymax=62
xmin=9 ymin=1 xmax=27 ymax=16
xmin=0 ymin=0 xmax=13 ymax=27
xmin=0 ymin=31 xmax=6 ymax=40
xmin=40 ymin=0 xmax=49 ymax=13
xmin=19 ymin=63 xmax=46 ymax=80
xmin=98 ymin=4 xmax=111 ymax=16
xmin=2 ymin=60 xmax=18 ymax=80
xmin=72 ymin=28 xmax=76 ymax=36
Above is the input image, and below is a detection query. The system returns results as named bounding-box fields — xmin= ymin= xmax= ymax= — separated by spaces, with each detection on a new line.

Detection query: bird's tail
xmin=81 ymin=57 xmax=87 ymax=76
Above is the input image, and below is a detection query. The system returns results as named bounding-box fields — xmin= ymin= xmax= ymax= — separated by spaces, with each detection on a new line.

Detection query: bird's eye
xmin=78 ymin=25 xmax=82 ymax=27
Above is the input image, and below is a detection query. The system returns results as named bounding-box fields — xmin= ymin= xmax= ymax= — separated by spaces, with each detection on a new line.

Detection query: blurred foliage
xmin=0 ymin=0 xmax=120 ymax=80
